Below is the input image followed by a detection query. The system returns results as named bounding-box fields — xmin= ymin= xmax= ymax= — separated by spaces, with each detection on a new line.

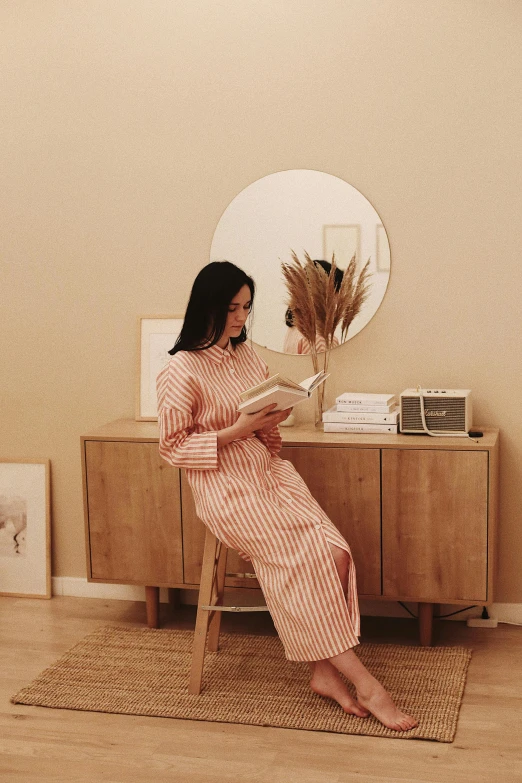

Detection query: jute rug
xmin=11 ymin=625 xmax=472 ymax=742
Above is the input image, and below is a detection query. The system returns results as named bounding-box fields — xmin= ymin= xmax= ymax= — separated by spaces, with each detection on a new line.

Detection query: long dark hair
xmin=169 ymin=261 xmax=255 ymax=355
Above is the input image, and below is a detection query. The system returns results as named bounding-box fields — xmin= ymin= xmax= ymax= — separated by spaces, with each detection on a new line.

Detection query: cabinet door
xmin=281 ymin=446 xmax=381 ymax=596
xmin=181 ymin=473 xmax=259 ymax=589
xmin=85 ymin=441 xmax=183 ymax=585
xmin=382 ymin=449 xmax=488 ymax=601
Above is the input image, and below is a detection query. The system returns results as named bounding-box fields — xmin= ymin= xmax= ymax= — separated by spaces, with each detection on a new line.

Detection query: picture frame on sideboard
xmin=136 ymin=316 xmax=184 ymax=421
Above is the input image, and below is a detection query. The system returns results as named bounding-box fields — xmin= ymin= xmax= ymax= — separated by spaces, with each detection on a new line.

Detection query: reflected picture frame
xmin=136 ymin=316 xmax=184 ymax=421
xmin=323 ymin=224 xmax=361 ymax=268
xmin=0 ymin=459 xmax=51 ymax=598
xmin=376 ymin=224 xmax=391 ymax=272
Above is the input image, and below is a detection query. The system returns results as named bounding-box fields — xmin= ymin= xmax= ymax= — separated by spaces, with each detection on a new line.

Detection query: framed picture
xmin=323 ymin=224 xmax=361 ymax=268
xmin=136 ymin=316 xmax=184 ymax=421
xmin=376 ymin=224 xmax=391 ymax=272
xmin=0 ymin=460 xmax=51 ymax=598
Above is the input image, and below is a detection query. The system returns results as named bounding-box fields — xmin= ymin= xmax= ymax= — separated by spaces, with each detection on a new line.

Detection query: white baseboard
xmin=358 ymin=600 xmax=522 ymax=624
xmin=52 ymin=577 xmax=170 ymax=604
xmin=490 ymin=603 xmax=522 ymax=625
xmin=52 ymin=578 xmax=522 ymax=625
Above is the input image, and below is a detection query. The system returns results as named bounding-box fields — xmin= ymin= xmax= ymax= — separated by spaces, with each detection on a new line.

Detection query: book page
xmin=299 ymin=371 xmax=329 ymax=392
xmin=239 ymin=373 xmax=303 ymax=402
xmin=238 ymin=386 xmax=308 ymax=414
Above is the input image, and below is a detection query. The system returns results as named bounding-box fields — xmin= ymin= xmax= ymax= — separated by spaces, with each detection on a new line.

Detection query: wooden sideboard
xmin=81 ymin=419 xmax=499 ymax=646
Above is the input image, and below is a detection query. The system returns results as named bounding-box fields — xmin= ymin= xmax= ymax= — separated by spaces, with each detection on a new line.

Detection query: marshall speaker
xmin=400 ymin=389 xmax=472 ymax=434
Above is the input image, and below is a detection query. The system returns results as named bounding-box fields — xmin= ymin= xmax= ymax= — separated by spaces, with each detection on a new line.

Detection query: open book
xmin=238 ymin=371 xmax=329 ymax=414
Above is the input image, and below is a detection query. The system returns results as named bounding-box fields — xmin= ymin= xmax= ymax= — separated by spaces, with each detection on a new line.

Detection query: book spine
xmin=323 ymin=423 xmax=399 ymax=434
xmin=336 ymin=403 xmax=394 ymax=413
xmin=335 ymin=398 xmax=395 ymax=407
xmin=323 ymin=410 xmax=399 ymax=424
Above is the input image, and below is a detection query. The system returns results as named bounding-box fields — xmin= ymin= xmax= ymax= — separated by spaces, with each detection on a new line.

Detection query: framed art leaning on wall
xmin=0 ymin=460 xmax=51 ymax=598
xmin=136 ymin=316 xmax=183 ymax=421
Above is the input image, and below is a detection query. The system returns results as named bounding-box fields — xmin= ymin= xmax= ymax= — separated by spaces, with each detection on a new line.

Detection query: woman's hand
xmin=254 ymin=406 xmax=292 ymax=434
xmin=217 ymin=404 xmax=291 ymax=449
xmin=235 ymin=404 xmax=291 ymax=438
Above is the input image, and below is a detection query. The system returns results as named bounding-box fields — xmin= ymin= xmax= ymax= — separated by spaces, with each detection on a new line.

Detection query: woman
xmin=157 ymin=261 xmax=417 ymax=732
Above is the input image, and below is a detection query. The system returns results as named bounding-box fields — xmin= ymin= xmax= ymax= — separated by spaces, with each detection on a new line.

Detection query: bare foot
xmin=310 ymin=662 xmax=370 ymax=718
xmin=356 ymin=680 xmax=418 ymax=731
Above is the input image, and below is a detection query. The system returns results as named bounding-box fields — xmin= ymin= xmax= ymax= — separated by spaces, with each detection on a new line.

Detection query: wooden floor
xmin=1 ymin=596 xmax=521 ymax=783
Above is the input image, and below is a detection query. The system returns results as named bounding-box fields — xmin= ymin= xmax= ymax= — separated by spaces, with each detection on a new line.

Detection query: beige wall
xmin=2 ymin=1 xmax=521 ymax=601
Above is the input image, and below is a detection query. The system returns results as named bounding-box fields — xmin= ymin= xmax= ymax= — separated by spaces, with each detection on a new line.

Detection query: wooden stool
xmin=188 ymin=528 xmax=269 ymax=695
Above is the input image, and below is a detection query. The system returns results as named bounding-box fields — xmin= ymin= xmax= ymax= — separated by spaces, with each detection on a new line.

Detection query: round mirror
xmin=210 ymin=169 xmax=390 ymax=354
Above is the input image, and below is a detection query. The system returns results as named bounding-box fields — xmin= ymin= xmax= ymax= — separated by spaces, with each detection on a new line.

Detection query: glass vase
xmin=314 ymin=381 xmax=326 ymax=428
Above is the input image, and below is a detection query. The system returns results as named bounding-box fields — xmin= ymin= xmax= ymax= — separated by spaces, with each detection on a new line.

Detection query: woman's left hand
xmin=256 ymin=408 xmax=292 ymax=434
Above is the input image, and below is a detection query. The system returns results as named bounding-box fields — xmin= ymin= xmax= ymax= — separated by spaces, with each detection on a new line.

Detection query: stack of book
xmin=322 ymin=392 xmax=399 ymax=434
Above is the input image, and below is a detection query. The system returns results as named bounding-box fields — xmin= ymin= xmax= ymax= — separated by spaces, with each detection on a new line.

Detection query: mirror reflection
xmin=210 ymin=170 xmax=390 ymax=354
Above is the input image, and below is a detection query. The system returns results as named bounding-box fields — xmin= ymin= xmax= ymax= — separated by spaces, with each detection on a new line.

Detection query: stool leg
xmin=207 ymin=542 xmax=228 ymax=652
xmin=188 ymin=531 xmax=220 ymax=695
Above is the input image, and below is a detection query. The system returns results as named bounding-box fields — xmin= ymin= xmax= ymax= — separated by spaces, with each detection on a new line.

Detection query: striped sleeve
xmin=297 ymin=333 xmax=339 ymax=354
xmin=249 ymin=348 xmax=283 ymax=456
xmin=156 ymin=358 xmax=218 ymax=470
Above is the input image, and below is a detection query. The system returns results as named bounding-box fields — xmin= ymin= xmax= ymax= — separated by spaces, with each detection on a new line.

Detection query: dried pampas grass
xmin=281 ymin=252 xmax=319 ymax=374
xmin=281 ymin=250 xmax=372 ymax=416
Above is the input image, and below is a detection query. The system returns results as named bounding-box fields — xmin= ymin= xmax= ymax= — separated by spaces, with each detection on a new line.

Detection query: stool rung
xmin=226 ymin=572 xmax=257 ymax=579
xmin=200 ymin=604 xmax=269 ymax=613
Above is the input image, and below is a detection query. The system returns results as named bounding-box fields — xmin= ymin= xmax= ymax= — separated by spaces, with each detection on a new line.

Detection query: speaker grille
xmin=401 ymin=396 xmax=467 ymax=432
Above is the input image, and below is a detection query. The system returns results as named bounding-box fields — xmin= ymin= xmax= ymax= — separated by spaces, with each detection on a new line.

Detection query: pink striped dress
xmin=157 ymin=340 xmax=360 ymax=661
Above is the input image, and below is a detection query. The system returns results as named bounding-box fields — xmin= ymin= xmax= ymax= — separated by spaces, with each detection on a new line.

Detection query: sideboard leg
xmin=145 ymin=585 xmax=160 ymax=628
xmin=418 ymin=602 xmax=434 ymax=646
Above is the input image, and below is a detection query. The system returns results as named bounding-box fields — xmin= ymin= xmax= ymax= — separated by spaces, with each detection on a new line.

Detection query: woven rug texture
xmin=12 ymin=625 xmax=472 ymax=742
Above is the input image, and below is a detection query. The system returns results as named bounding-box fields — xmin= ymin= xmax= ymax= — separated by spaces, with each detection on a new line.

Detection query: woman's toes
xmin=397 ymin=715 xmax=418 ymax=731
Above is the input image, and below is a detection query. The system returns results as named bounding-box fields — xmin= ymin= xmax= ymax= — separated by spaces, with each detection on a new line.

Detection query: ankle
xmin=353 ymin=672 xmax=383 ymax=698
